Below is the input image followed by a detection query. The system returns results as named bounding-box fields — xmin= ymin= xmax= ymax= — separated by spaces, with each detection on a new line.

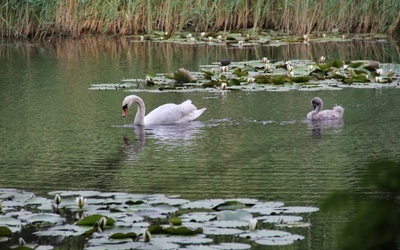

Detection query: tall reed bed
xmin=1 ymin=0 xmax=399 ymax=39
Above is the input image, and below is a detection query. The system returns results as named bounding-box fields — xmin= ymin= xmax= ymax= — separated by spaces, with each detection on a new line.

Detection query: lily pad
xmin=23 ymin=213 xmax=65 ymax=225
xmin=213 ymin=201 xmax=247 ymax=211
xmin=76 ymin=215 xmax=115 ymax=226
xmin=0 ymin=226 xmax=12 ymax=236
xmin=109 ymin=232 xmax=137 ymax=240
xmin=217 ymin=210 xmax=252 ymax=222
xmin=180 ymin=212 xmax=216 ymax=222
xmin=281 ymin=206 xmax=320 ymax=213
xmin=163 ymin=226 xmax=203 ymax=235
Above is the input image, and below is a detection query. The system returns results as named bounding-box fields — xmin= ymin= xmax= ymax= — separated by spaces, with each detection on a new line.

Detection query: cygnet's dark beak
xmin=312 ymin=103 xmax=317 ymax=110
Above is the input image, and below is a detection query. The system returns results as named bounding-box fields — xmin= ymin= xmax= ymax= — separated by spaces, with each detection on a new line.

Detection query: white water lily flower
xmin=261 ymin=57 xmax=269 ymax=63
xmin=375 ymin=76 xmax=383 ymax=83
xmin=286 ymin=64 xmax=293 ymax=72
xmin=303 ymin=34 xmax=309 ymax=43
xmin=217 ymin=35 xmax=222 ymax=40
xmin=220 ymin=66 xmax=228 ymax=72
xmin=200 ymin=32 xmax=205 ymax=37
xmin=54 ymin=194 xmax=61 ymax=206
xmin=208 ymin=36 xmax=213 ymax=42
xmin=248 ymin=218 xmax=258 ymax=231
xmin=220 ymin=82 xmax=227 ymax=90
xmin=388 ymin=69 xmax=394 ymax=79
xmin=99 ymin=217 xmax=107 ymax=230
xmin=318 ymin=56 xmax=325 ymax=64
xmin=144 ymin=229 xmax=152 ymax=242
xmin=264 ymin=63 xmax=271 ymax=71
xmin=76 ymin=196 xmax=87 ymax=209
xmin=140 ymin=36 xmax=144 ymax=41
xmin=376 ymin=68 xmax=383 ymax=75
xmin=186 ymin=33 xmax=192 ymax=39
xmin=308 ymin=65 xmax=315 ymax=71
xmin=238 ymin=40 xmax=243 ymax=46
xmin=322 ymin=33 xmax=326 ymax=38
xmin=247 ymin=77 xmax=255 ymax=83
xmin=19 ymin=238 xmax=26 ymax=246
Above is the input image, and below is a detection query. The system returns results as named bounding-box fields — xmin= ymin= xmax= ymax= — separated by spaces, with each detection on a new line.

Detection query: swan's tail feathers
xmin=191 ymin=108 xmax=206 ymax=121
xmin=181 ymin=100 xmax=192 ymax=105
xmin=333 ymin=106 xmax=344 ymax=117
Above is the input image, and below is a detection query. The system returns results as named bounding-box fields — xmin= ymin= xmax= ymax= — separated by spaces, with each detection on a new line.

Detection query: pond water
xmin=1 ymin=36 xmax=400 ymax=249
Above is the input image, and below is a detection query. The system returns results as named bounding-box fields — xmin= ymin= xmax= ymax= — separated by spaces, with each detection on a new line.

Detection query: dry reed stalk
xmin=1 ymin=0 xmax=400 ymax=39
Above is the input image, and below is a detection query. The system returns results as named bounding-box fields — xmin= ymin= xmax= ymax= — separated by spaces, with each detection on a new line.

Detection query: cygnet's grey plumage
xmin=307 ymin=97 xmax=344 ymax=121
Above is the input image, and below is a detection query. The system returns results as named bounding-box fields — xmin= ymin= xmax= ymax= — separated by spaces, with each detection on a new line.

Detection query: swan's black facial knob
xmin=122 ymin=104 xmax=128 ymax=117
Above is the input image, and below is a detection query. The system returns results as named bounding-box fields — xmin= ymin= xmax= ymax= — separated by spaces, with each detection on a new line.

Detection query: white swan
xmin=307 ymin=97 xmax=344 ymax=121
xmin=122 ymin=95 xmax=206 ymax=126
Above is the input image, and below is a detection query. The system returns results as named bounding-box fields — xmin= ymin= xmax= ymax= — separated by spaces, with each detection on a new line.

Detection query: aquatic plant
xmin=1 ymin=0 xmax=399 ymax=39
xmin=0 ymin=189 xmax=318 ymax=249
xmin=91 ymin=57 xmax=399 ymax=92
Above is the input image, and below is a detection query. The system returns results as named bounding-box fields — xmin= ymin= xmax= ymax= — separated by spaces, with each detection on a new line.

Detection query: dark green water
xmin=1 ymin=37 xmax=400 ymax=249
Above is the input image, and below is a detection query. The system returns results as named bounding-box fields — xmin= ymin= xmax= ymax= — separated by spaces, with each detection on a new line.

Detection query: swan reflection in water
xmin=122 ymin=121 xmax=206 ymax=159
xmin=307 ymin=118 xmax=344 ymax=140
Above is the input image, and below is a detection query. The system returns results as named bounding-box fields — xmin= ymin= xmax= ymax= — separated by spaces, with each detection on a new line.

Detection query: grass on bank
xmin=1 ymin=0 xmax=399 ymax=39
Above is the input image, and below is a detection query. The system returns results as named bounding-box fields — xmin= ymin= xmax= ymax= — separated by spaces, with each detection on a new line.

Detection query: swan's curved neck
xmin=127 ymin=96 xmax=146 ymax=126
xmin=312 ymin=99 xmax=323 ymax=113
xmin=315 ymin=103 xmax=322 ymax=113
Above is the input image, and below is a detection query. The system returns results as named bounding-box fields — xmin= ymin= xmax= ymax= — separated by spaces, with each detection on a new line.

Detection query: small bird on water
xmin=220 ymin=59 xmax=231 ymax=66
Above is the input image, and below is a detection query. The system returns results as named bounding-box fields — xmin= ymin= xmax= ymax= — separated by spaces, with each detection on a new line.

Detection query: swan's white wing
xmin=144 ymin=100 xmax=206 ymax=125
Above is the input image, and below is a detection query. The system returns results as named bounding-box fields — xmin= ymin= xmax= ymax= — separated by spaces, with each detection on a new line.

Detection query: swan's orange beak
xmin=122 ymin=105 xmax=128 ymax=117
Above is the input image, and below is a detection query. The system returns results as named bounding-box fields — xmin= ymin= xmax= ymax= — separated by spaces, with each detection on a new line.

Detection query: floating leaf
xmin=217 ymin=210 xmax=252 ymax=221
xmin=233 ymin=68 xmax=248 ymax=77
xmin=169 ymin=217 xmax=182 ymax=226
xmin=0 ymin=226 xmax=12 ymax=237
xmin=109 ymin=232 xmax=137 ymax=240
xmin=76 ymin=215 xmax=115 ymax=226
xmin=148 ymin=225 xmax=164 ymax=234
xmin=213 ymin=201 xmax=246 ymax=211
xmin=0 ymin=216 xmax=21 ymax=226
xmin=173 ymin=68 xmax=195 ymax=83
xmin=255 ymin=234 xmax=305 ymax=246
xmin=326 ymin=60 xmax=344 ymax=68
xmin=125 ymin=200 xmax=144 ymax=205
xmin=163 ymin=226 xmax=203 ymax=235
xmin=180 ymin=212 xmax=216 ymax=222
xmin=281 ymin=206 xmax=319 ymax=213
xmin=203 ymin=226 xmax=244 ymax=235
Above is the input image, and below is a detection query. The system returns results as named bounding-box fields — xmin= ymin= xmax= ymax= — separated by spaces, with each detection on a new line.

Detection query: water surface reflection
xmin=307 ymin=118 xmax=344 ymax=140
xmin=323 ymin=160 xmax=400 ymax=250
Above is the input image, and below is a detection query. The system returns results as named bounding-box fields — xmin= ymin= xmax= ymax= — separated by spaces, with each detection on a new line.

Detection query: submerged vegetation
xmin=1 ymin=0 xmax=400 ymax=40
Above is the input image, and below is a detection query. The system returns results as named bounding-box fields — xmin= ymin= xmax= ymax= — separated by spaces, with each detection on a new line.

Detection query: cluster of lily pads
xmin=135 ymin=30 xmax=381 ymax=48
xmin=90 ymin=57 xmax=399 ymax=92
xmin=0 ymin=189 xmax=318 ymax=249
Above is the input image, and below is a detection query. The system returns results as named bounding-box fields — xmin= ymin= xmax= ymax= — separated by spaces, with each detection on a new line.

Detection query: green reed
xmin=1 ymin=0 xmax=399 ymax=39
